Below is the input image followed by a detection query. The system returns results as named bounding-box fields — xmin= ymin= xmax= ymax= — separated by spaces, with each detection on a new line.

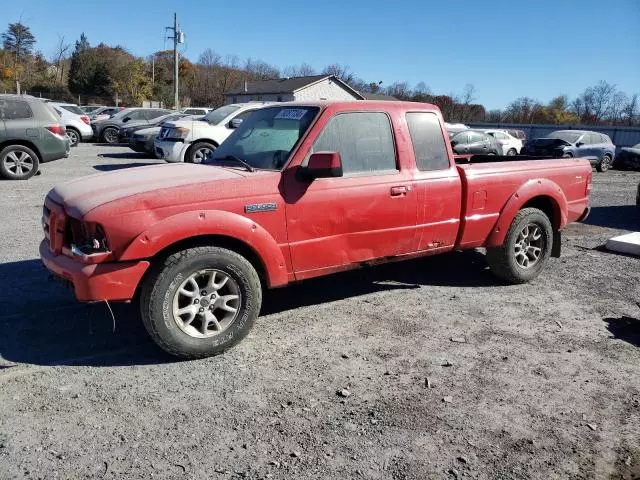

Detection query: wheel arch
xmin=119 ymin=209 xmax=288 ymax=288
xmin=0 ymin=140 xmax=43 ymax=162
xmin=486 ymin=179 xmax=568 ymax=248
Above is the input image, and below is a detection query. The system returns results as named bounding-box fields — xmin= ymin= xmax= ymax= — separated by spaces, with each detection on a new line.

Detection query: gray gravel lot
xmin=1 ymin=144 xmax=639 ymax=479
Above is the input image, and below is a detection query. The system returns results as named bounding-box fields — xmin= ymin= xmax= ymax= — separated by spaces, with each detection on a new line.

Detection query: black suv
xmin=0 ymin=95 xmax=70 ymax=180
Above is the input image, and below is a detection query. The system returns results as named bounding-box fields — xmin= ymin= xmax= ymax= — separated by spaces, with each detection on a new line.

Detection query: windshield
xmin=203 ymin=105 xmax=241 ymax=125
xmin=206 ymin=106 xmax=320 ymax=170
xmin=547 ymin=131 xmax=581 ymax=143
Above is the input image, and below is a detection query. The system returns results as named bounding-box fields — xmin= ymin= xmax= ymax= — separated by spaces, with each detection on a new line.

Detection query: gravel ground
xmin=1 ymin=144 xmax=639 ymax=480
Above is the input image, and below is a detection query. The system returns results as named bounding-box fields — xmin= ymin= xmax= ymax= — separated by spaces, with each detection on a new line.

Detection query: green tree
xmin=2 ymin=22 xmax=36 ymax=81
xmin=68 ymin=33 xmax=97 ymax=95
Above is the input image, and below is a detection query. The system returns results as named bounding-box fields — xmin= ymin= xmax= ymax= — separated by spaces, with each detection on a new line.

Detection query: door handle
xmin=390 ymin=186 xmax=410 ymax=196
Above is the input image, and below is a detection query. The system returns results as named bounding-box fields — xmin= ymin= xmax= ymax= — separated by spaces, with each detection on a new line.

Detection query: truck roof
xmin=272 ymin=100 xmax=441 ymax=111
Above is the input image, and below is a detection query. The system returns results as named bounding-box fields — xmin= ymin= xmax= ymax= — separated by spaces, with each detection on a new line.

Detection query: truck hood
xmin=48 ymin=163 xmax=245 ymax=217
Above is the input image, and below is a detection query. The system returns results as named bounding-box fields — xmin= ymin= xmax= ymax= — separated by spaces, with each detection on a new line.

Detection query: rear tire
xmin=486 ymin=208 xmax=553 ymax=284
xmin=0 ymin=145 xmax=40 ymax=180
xmin=140 ymin=246 xmax=262 ymax=359
xmin=507 ymin=148 xmax=517 ymax=156
xmin=596 ymin=154 xmax=612 ymax=172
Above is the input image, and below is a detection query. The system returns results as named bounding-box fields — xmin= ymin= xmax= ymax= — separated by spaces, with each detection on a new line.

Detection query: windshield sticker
xmin=275 ymin=109 xmax=308 ymax=120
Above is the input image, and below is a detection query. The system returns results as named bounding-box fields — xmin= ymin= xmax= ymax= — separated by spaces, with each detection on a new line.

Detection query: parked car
xmin=507 ymin=129 xmax=526 ymax=144
xmin=181 ymin=107 xmax=212 ymax=116
xmin=450 ymin=130 xmax=502 ymax=155
xmin=521 ymin=130 xmax=616 ymax=172
xmin=89 ymin=106 xmax=124 ymax=122
xmin=636 ymin=181 xmax=640 ymax=206
xmin=40 ymin=101 xmax=591 ymax=358
xmin=49 ymin=102 xmax=93 ymax=147
xmin=445 ymin=122 xmax=469 ymax=138
xmin=80 ymin=105 xmax=103 ymax=114
xmin=0 ymin=95 xmax=70 ymax=180
xmin=155 ymin=102 xmax=272 ymax=163
xmin=92 ymin=108 xmax=172 ymax=144
xmin=128 ymin=115 xmax=201 ymax=156
xmin=483 ymin=129 xmax=523 ymax=155
xmin=614 ymin=143 xmax=640 ymax=171
xmin=117 ymin=111 xmax=185 ymax=143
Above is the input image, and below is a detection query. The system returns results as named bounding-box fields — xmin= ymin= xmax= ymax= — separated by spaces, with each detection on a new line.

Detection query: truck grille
xmin=42 ymin=199 xmax=67 ymax=254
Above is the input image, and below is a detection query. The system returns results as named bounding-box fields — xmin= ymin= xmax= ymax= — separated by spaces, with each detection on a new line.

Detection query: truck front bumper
xmin=155 ymin=139 xmax=187 ymax=162
xmin=40 ymin=241 xmax=150 ymax=302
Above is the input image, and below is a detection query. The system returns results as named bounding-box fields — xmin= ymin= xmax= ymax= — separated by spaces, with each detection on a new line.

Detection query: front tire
xmin=507 ymin=148 xmax=517 ymax=156
xmin=0 ymin=145 xmax=40 ymax=180
xmin=66 ymin=128 xmax=80 ymax=147
xmin=596 ymin=154 xmax=612 ymax=172
xmin=140 ymin=246 xmax=262 ymax=359
xmin=186 ymin=142 xmax=216 ymax=164
xmin=486 ymin=208 xmax=553 ymax=284
xmin=102 ymin=127 xmax=119 ymax=144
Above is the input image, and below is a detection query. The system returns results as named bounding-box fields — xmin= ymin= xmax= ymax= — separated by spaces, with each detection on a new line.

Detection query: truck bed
xmin=454 ymin=157 xmax=592 ymax=249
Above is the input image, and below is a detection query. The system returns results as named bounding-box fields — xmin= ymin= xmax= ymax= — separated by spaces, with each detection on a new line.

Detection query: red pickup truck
xmin=40 ymin=101 xmax=591 ymax=358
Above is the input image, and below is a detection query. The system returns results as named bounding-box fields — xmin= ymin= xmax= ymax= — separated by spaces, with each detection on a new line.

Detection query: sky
xmin=3 ymin=0 xmax=639 ymax=110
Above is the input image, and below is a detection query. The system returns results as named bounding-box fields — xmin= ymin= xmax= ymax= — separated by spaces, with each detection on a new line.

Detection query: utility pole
xmin=166 ymin=13 xmax=184 ymax=110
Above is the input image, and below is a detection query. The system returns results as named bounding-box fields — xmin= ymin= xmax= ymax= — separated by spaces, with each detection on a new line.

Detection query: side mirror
xmin=229 ymin=118 xmax=243 ymax=129
xmin=301 ymin=152 xmax=343 ymax=180
xmin=576 ymin=141 xmax=583 ymax=147
xmin=122 ymin=117 xmax=131 ymax=123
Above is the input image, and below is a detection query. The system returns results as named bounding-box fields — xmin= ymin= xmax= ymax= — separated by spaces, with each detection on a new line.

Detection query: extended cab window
xmin=406 ymin=112 xmax=450 ymax=171
xmin=311 ymin=112 xmax=397 ymax=175
xmin=1 ymin=99 xmax=33 ymax=119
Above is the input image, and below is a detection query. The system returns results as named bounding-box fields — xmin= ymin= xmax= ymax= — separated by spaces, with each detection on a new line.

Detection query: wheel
xmin=66 ymin=128 xmax=80 ymax=147
xmin=140 ymin=246 xmax=262 ymax=359
xmin=0 ymin=145 xmax=40 ymax=180
xmin=186 ymin=142 xmax=216 ymax=164
xmin=486 ymin=208 xmax=553 ymax=284
xmin=562 ymin=153 xmax=573 ymax=158
xmin=596 ymin=154 xmax=612 ymax=172
xmin=102 ymin=127 xmax=119 ymax=144
xmin=507 ymin=148 xmax=517 ymax=156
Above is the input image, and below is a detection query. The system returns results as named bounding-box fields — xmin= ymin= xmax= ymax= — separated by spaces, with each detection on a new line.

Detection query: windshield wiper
xmin=213 ymin=154 xmax=254 ymax=172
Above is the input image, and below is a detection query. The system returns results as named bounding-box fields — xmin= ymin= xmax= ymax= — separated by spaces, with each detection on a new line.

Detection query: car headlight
xmin=166 ymin=127 xmax=190 ymax=140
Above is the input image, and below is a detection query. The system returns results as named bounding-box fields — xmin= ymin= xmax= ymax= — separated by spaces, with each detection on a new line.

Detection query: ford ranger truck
xmin=40 ymin=101 xmax=592 ymax=359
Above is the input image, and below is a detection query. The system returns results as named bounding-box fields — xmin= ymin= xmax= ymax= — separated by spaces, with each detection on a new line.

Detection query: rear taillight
xmin=81 ymin=115 xmax=90 ymax=125
xmin=46 ymin=124 xmax=66 ymax=137
xmin=586 ymin=172 xmax=592 ymax=196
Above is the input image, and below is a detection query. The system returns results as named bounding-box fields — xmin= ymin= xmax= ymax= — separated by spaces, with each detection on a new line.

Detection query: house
xmin=360 ymin=92 xmax=398 ymax=101
xmin=225 ymin=75 xmax=365 ymax=104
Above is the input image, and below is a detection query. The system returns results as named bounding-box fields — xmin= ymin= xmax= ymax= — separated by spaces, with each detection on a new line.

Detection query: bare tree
xmin=385 ymin=81 xmax=412 ymax=100
xmin=244 ymin=58 xmax=279 ymax=80
xmin=282 ymin=63 xmax=316 ymax=77
xmin=622 ymin=93 xmax=639 ymax=126
xmin=459 ymin=84 xmax=476 ymax=122
xmin=52 ymin=35 xmax=70 ymax=84
xmin=322 ymin=64 xmax=355 ymax=84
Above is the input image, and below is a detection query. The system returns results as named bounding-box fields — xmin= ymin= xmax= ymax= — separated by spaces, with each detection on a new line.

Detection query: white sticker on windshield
xmin=274 ymin=109 xmax=307 ymax=120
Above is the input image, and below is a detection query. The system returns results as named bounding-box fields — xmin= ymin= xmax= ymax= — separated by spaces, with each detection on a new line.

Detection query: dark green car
xmin=0 ymin=95 xmax=70 ymax=180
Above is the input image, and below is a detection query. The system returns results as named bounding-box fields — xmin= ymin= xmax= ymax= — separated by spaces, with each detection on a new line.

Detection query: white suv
xmin=483 ymin=129 xmax=523 ymax=155
xmin=155 ymin=102 xmax=272 ymax=163
xmin=49 ymin=102 xmax=93 ymax=147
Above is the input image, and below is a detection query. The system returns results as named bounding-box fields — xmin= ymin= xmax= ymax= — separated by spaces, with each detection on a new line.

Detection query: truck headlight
xmin=68 ymin=219 xmax=110 ymax=254
xmin=166 ymin=127 xmax=190 ymax=140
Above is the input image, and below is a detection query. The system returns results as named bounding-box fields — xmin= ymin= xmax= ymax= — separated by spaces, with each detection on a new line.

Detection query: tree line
xmin=1 ymin=22 xmax=638 ymax=126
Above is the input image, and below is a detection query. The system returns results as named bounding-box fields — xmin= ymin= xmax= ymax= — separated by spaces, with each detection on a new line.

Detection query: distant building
xmin=225 ymin=75 xmax=365 ymax=104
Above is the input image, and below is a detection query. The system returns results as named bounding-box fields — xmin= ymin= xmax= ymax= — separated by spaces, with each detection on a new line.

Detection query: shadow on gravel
xmin=97 ymin=151 xmax=154 ymax=160
xmin=582 ymin=206 xmax=640 ymax=231
xmin=94 ymin=162 xmax=157 ymax=171
xmin=262 ymin=249 xmax=499 ymax=315
xmin=0 ymin=259 xmax=171 ymax=367
xmin=604 ymin=315 xmax=640 ymax=348
xmin=0 ymin=250 xmax=498 ymax=367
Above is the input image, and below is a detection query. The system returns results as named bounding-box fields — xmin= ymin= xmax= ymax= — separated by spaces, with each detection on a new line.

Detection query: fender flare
xmin=485 ymin=178 xmax=568 ymax=248
xmin=119 ymin=210 xmax=288 ymax=287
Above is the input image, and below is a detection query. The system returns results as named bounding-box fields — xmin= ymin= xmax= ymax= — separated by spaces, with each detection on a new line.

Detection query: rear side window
xmin=406 ymin=112 xmax=449 ymax=171
xmin=468 ymin=132 xmax=485 ymax=143
xmin=60 ymin=105 xmax=84 ymax=115
xmin=0 ymin=99 xmax=33 ymax=119
xmin=311 ymin=112 xmax=397 ymax=175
